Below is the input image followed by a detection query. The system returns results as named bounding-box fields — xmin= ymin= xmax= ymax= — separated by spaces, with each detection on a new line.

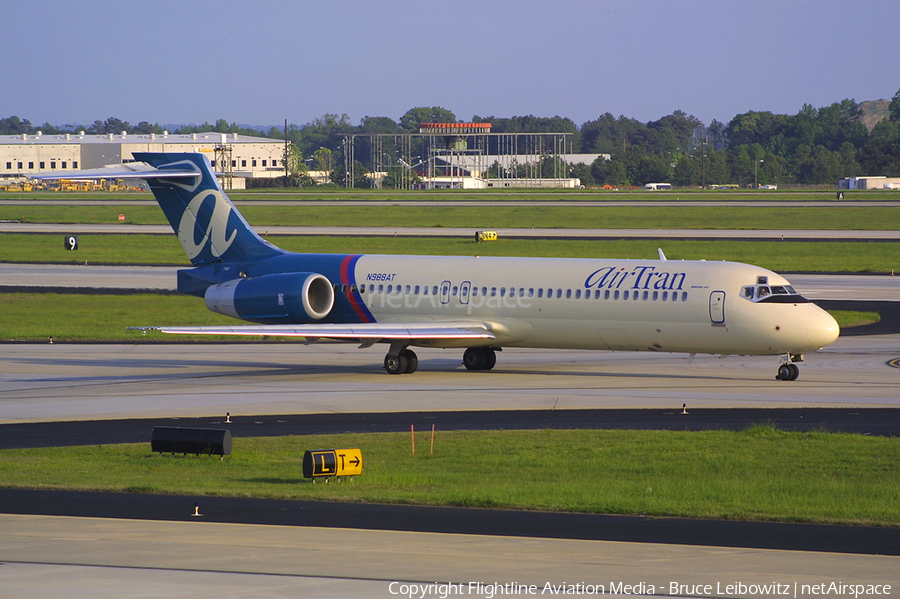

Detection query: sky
xmin=4 ymin=0 xmax=898 ymax=130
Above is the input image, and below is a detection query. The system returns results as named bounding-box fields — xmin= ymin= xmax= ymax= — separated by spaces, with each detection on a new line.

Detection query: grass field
xmin=6 ymin=188 xmax=900 ymax=202
xmin=0 ymin=427 xmax=897 ymax=526
xmin=3 ymin=203 xmax=900 ymax=229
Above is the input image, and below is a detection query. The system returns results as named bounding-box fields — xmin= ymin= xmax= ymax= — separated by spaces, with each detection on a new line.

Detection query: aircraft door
xmin=459 ymin=281 xmax=471 ymax=305
xmin=440 ymin=280 xmax=451 ymax=304
xmin=709 ymin=291 xmax=726 ymax=324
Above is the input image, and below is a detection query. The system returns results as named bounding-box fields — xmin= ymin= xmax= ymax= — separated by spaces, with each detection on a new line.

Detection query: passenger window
xmin=624 ymin=291 xmax=630 ymax=300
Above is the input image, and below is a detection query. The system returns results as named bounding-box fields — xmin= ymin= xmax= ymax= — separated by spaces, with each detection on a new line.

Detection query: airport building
xmin=0 ymin=130 xmax=287 ymax=189
xmin=838 ymin=176 xmax=900 ymax=190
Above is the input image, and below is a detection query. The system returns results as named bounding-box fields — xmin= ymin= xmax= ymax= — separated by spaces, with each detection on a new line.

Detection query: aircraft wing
xmin=132 ymin=321 xmax=496 ymax=343
xmin=28 ymin=161 xmax=201 ymax=180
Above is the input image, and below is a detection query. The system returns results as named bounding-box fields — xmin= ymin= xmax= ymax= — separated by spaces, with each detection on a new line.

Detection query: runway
xmin=1 ymin=336 xmax=899 ymax=424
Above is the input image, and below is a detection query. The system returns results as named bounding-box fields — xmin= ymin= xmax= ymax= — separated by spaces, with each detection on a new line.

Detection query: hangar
xmin=0 ymin=130 xmax=286 ymax=189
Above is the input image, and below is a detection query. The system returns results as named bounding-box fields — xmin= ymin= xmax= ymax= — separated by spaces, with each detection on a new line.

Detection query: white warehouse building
xmin=0 ymin=130 xmax=288 ymax=189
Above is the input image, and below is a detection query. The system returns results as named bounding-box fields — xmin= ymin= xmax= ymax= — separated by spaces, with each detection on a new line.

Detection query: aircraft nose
xmin=808 ymin=308 xmax=840 ymax=349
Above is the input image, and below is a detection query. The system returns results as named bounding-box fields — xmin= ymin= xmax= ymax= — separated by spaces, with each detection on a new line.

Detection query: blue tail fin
xmin=133 ymin=152 xmax=285 ymax=266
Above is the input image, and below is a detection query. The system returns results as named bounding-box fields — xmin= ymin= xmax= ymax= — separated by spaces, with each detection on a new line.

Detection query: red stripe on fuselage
xmin=340 ymin=254 xmax=374 ymax=323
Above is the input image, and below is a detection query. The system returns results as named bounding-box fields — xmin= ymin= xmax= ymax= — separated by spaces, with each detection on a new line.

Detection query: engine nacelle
xmin=204 ymin=272 xmax=334 ymax=324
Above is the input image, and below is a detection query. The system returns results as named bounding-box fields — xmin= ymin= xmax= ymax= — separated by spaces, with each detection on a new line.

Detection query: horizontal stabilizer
xmin=28 ymin=161 xmax=201 ymax=180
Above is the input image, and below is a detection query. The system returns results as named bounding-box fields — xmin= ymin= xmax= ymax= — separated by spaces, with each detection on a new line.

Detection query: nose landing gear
xmin=775 ymin=354 xmax=803 ymax=381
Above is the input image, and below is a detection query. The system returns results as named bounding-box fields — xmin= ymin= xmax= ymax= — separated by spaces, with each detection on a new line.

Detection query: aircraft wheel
xmin=776 ymin=363 xmax=799 ymax=381
xmin=463 ymin=347 xmax=486 ymax=370
xmin=482 ymin=348 xmax=497 ymax=370
xmin=787 ymin=363 xmax=800 ymax=380
xmin=463 ymin=347 xmax=496 ymax=371
xmin=384 ymin=353 xmax=408 ymax=375
xmin=402 ymin=349 xmax=418 ymax=374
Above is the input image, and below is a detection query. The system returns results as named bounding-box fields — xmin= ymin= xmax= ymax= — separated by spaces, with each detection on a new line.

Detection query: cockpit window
xmin=741 ymin=283 xmax=809 ymax=303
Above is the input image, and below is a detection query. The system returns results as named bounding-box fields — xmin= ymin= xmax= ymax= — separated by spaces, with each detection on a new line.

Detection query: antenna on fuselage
xmin=658 ymin=248 xmax=667 ymax=261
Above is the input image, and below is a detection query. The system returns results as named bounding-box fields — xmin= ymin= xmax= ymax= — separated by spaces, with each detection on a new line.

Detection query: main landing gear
xmin=775 ymin=354 xmax=803 ymax=381
xmin=384 ymin=349 xmax=418 ymax=374
xmin=384 ymin=346 xmax=499 ymax=374
xmin=463 ymin=347 xmax=497 ymax=371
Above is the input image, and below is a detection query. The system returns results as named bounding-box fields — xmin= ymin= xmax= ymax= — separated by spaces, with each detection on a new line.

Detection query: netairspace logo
xmin=387 ymin=580 xmax=894 ymax=598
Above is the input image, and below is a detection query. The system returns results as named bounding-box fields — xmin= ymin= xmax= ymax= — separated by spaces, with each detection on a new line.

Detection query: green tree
xmin=673 ymin=155 xmax=700 ymax=187
xmin=312 ymin=147 xmax=334 ymax=172
xmin=399 ymin=107 xmax=456 ymax=131
xmin=88 ymin=117 xmax=130 ymax=134
xmin=0 ymin=116 xmax=33 ymax=134
xmin=647 ymin=110 xmax=701 ymax=154
xmin=860 ymin=121 xmax=900 ymax=175
xmin=296 ymin=113 xmax=353 ymax=157
xmin=704 ymin=149 xmax=731 ymax=185
xmin=889 ymin=88 xmax=900 ymax=122
xmin=590 ymin=155 xmax=628 ymax=187
xmin=569 ymin=162 xmax=595 ymax=187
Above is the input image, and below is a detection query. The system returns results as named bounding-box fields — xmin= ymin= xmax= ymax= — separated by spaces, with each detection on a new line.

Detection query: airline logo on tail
xmin=177 ymin=189 xmax=237 ymax=261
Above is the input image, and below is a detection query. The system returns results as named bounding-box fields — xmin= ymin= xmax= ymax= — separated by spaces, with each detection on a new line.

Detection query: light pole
xmin=754 ymin=159 xmax=764 ymax=189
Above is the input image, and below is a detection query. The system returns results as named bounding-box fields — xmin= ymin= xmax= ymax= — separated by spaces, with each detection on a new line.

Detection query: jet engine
xmin=204 ymin=272 xmax=334 ymax=324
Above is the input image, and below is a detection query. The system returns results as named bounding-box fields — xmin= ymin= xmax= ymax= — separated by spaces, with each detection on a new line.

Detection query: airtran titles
xmin=584 ymin=265 xmax=687 ymax=292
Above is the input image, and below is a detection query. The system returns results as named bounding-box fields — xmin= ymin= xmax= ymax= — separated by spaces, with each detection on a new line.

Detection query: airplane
xmin=32 ymin=152 xmax=840 ymax=380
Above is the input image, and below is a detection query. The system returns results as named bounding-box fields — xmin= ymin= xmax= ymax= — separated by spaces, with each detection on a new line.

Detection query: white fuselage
xmin=348 ymin=254 xmax=839 ymax=356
